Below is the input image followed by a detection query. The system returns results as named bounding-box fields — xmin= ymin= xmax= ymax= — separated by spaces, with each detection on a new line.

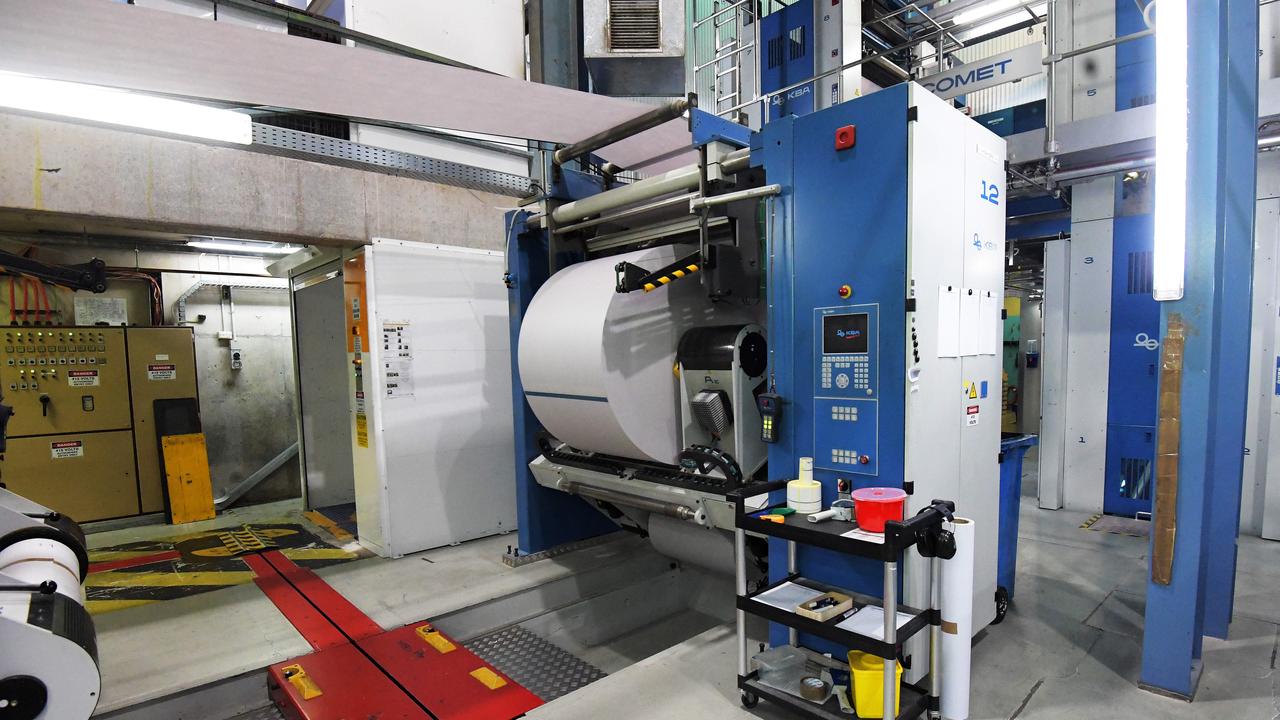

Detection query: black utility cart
xmin=731 ymin=480 xmax=956 ymax=720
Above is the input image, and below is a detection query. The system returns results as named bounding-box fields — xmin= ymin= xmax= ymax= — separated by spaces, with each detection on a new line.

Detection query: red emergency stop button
xmin=859 ymin=455 xmax=871 ymax=465
xmin=837 ymin=284 xmax=852 ymax=299
xmin=835 ymin=125 xmax=856 ymax=150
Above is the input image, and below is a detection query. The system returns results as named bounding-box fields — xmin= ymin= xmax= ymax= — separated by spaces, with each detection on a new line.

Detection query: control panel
xmin=1 ymin=327 xmax=132 ymax=436
xmin=813 ymin=305 xmax=879 ymax=475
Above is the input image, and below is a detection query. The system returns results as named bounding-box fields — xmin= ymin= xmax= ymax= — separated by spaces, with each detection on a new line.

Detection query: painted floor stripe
xmin=85 ymin=570 xmax=256 ymax=587
xmin=303 ymin=510 xmax=355 ymax=542
xmin=88 ymin=549 xmax=181 ymax=573
xmin=244 ymin=553 xmax=348 ymax=651
xmin=261 ymin=550 xmax=383 ymax=641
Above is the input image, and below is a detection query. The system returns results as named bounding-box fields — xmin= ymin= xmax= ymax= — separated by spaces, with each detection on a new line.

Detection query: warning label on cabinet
xmin=148 ymin=363 xmax=177 ymax=381
xmin=355 ymin=413 xmax=369 ymax=448
xmin=67 ymin=370 xmax=100 ymax=387
xmin=966 ymin=404 xmax=980 ymax=426
xmin=51 ymin=440 xmax=84 ymax=459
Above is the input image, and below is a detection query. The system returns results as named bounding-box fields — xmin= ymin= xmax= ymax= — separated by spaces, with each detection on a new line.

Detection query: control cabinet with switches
xmin=0 ymin=326 xmax=198 ymax=520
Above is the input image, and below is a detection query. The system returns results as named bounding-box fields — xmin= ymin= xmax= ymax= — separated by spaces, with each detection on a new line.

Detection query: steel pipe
xmin=560 ymin=482 xmax=700 ymax=523
xmin=550 ymin=148 xmax=751 ymax=225
xmin=689 ymin=183 xmax=781 ymax=210
xmin=554 ymin=97 xmax=692 ymax=166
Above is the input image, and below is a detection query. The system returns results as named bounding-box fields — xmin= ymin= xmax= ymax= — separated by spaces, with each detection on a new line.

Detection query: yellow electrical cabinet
xmin=0 ymin=326 xmax=199 ymax=522
xmin=126 ymin=327 xmax=200 ymax=514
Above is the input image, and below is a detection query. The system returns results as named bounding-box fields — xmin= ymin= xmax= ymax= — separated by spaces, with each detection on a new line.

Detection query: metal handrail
xmin=715 ymin=0 xmax=1045 ymax=118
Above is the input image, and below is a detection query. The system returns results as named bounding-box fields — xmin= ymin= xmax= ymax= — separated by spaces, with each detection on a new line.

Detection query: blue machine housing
xmin=755 ymin=84 xmax=913 ymax=649
xmin=1104 ymin=213 xmax=1158 ymax=516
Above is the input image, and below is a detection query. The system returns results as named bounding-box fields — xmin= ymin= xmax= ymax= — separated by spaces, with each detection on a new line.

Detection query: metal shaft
xmin=549 ymin=148 xmax=750 ymax=225
xmin=788 ymin=540 xmax=798 ymax=646
xmin=560 ymin=482 xmax=698 ymax=523
xmin=884 ymin=560 xmax=898 ymax=720
xmin=929 ymin=554 xmax=942 ymax=718
xmin=736 ymin=527 xmax=748 ymax=676
xmin=553 ymin=97 xmax=692 ymax=166
xmin=689 ymin=183 xmax=781 ymax=210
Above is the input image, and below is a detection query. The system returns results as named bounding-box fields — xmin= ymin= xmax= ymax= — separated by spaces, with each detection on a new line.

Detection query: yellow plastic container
xmin=847 ymin=651 xmax=904 ymax=718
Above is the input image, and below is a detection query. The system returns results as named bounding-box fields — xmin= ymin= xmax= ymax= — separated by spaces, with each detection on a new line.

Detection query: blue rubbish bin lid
xmin=1000 ymin=433 xmax=1039 ymax=451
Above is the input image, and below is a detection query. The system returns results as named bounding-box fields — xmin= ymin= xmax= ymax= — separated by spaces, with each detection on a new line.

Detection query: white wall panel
xmin=1061 ymin=178 xmax=1114 ymax=513
xmin=346 ymin=0 xmax=524 ymax=78
xmin=1039 ymin=240 xmax=1068 ymax=509
xmin=956 ymin=25 xmax=1046 ymax=117
xmin=354 ymin=241 xmax=515 ymax=557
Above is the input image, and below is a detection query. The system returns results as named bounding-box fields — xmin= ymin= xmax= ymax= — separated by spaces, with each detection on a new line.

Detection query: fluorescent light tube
xmin=1152 ymin=1 xmax=1187 ymax=301
xmin=954 ymin=0 xmax=1021 ymax=26
xmin=0 ymin=72 xmax=252 ymax=145
xmin=188 ymin=240 xmax=299 ymax=255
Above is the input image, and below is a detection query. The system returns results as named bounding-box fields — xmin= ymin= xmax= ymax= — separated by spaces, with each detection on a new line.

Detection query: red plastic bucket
xmin=851 ymin=487 xmax=907 ymax=533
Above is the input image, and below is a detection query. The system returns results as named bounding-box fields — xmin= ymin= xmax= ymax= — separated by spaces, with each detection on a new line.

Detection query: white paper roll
xmin=0 ymin=538 xmax=85 ymax=603
xmin=519 ymin=245 xmax=753 ymax=464
xmin=940 ymin=517 xmax=975 ymax=720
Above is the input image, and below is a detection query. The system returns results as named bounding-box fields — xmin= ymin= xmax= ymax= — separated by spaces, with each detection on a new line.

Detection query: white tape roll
xmin=798 ymin=456 xmax=814 ymax=482
xmin=0 ymin=538 xmax=85 ymax=603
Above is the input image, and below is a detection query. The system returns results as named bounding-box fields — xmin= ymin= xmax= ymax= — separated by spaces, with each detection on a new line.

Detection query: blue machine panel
xmin=814 ymin=304 xmax=880 ymax=475
xmin=757 ymin=84 xmax=911 ymax=651
xmin=1104 ymin=213 xmax=1158 ymax=516
xmin=1104 ymin=425 xmax=1156 ymax=517
xmin=760 ymin=0 xmax=815 ymax=120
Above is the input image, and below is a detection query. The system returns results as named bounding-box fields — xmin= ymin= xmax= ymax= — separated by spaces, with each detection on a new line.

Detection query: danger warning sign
xmin=147 ymin=363 xmax=177 ymax=381
xmin=67 ymin=369 xmax=100 ymax=387
xmin=51 ymin=440 xmax=84 ymax=459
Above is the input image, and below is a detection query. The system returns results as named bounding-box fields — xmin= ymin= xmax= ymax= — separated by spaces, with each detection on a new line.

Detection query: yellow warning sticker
xmin=356 ymin=413 xmax=369 ymax=448
xmin=964 ymin=381 xmax=978 ymax=399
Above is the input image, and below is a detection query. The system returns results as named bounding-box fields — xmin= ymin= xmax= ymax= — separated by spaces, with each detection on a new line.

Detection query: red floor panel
xmin=244 ymin=553 xmax=347 ymax=651
xmin=260 ymin=549 xmax=384 ymax=641
xmin=269 ymin=643 xmax=431 ymax=720
xmin=359 ymin=622 xmax=544 ymax=720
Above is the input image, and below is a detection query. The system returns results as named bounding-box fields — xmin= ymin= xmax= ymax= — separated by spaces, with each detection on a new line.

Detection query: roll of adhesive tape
xmin=787 ymin=479 xmax=821 ymax=513
xmin=799 ymin=676 xmax=830 ymax=701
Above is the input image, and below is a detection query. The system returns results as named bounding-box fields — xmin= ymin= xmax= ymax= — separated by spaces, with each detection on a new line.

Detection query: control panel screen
xmin=822 ymin=313 xmax=869 ymax=355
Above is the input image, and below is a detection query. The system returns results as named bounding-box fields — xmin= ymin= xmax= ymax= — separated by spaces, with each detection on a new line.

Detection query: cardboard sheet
xmin=0 ymin=0 xmax=696 ymax=172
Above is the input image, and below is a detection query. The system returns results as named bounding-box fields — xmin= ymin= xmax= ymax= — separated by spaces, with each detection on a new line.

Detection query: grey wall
xmin=293 ymin=270 xmax=355 ymax=508
xmin=161 ymin=272 xmax=299 ymax=504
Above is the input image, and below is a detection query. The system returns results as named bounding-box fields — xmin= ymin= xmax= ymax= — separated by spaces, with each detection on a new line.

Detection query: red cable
xmin=21 ymin=278 xmax=29 ymax=326
xmin=7 ymin=278 xmax=14 ymax=325
xmin=39 ymin=282 xmax=51 ymax=325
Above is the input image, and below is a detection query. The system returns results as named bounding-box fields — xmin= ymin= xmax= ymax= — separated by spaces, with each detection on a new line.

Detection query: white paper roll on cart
xmin=940 ymin=517 xmax=975 ymax=720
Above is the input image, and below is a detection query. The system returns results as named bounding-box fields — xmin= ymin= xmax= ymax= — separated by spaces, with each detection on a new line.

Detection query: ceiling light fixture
xmin=0 ymin=72 xmax=252 ymax=145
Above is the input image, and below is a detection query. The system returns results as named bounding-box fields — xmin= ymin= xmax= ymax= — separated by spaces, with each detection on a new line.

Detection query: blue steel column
xmin=1200 ymin=0 xmax=1259 ymax=641
xmin=1140 ymin=0 xmax=1258 ymax=697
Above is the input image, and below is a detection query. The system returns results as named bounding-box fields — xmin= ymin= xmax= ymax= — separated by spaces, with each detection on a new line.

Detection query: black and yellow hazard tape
xmin=85 ymin=522 xmax=369 ymax=615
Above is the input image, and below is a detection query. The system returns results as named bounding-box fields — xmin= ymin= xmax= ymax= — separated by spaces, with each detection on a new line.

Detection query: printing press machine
xmin=506 ymin=82 xmax=1007 ymax=682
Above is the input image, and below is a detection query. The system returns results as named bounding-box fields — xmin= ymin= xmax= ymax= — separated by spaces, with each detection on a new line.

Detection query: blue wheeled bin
xmin=994 ymin=433 xmax=1038 ymax=623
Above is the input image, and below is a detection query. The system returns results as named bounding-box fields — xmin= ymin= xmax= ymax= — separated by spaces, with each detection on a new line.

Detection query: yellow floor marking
xmin=86 ymin=599 xmax=158 ymax=614
xmin=303 ymin=510 xmax=355 ymax=542
xmin=88 ymin=550 xmax=166 ymax=562
xmin=281 ymin=547 xmax=359 ymax=561
xmin=86 ymin=570 xmax=256 ymax=587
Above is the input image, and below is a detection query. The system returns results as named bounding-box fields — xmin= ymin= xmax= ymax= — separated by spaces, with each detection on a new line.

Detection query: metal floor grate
xmin=465 ymin=626 xmax=608 ymax=702
xmin=230 ymin=706 xmax=284 ymax=720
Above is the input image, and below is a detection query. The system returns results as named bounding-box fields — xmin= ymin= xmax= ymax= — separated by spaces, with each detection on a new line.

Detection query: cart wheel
xmin=740 ymin=690 xmax=759 ymax=708
xmin=993 ymin=586 xmax=1010 ymax=624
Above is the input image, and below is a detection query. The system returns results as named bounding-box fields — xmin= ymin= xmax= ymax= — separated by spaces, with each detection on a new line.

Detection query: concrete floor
xmin=540 ymin=450 xmax=1280 ymax=719
xmin=97 ymin=450 xmax=1279 ymax=719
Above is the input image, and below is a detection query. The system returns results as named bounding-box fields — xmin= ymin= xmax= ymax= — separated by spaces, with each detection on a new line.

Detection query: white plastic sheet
xmin=940 ymin=517 xmax=975 ymax=720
